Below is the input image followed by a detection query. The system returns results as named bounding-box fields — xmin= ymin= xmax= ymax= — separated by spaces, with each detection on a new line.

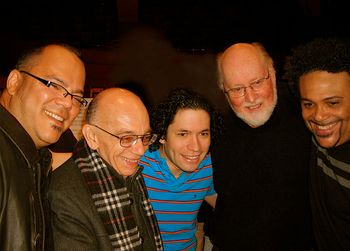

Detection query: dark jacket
xmin=49 ymin=151 xmax=161 ymax=251
xmin=0 ymin=105 xmax=52 ymax=251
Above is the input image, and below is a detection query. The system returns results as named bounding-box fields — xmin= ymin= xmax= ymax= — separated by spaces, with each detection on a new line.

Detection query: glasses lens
xmin=142 ymin=134 xmax=158 ymax=146
xmin=72 ymin=96 xmax=87 ymax=107
xmin=120 ymin=135 xmax=137 ymax=147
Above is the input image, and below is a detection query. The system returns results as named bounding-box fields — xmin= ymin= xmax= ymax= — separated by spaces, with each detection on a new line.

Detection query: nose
xmin=188 ymin=135 xmax=200 ymax=151
xmin=313 ymin=105 xmax=329 ymax=122
xmin=56 ymin=94 xmax=74 ymax=109
xmin=244 ymin=87 xmax=258 ymax=102
xmin=132 ymin=138 xmax=148 ymax=156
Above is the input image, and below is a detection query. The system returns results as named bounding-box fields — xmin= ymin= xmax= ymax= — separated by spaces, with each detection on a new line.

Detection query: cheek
xmin=228 ymin=96 xmax=244 ymax=110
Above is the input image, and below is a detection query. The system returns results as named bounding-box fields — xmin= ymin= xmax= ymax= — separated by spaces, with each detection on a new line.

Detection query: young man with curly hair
xmin=139 ymin=88 xmax=222 ymax=251
xmin=284 ymin=37 xmax=350 ymax=251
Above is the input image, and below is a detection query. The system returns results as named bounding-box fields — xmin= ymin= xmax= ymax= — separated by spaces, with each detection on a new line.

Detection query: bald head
xmin=218 ymin=43 xmax=274 ymax=91
xmin=217 ymin=42 xmax=277 ymax=127
xmin=83 ymin=88 xmax=151 ymax=177
xmin=86 ymin=88 xmax=147 ymax=124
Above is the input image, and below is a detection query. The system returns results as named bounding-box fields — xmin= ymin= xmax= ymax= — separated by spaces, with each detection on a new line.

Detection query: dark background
xmin=0 ymin=0 xmax=348 ymax=109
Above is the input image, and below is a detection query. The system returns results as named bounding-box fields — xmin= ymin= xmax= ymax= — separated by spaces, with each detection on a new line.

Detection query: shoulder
xmin=49 ymin=158 xmax=85 ymax=192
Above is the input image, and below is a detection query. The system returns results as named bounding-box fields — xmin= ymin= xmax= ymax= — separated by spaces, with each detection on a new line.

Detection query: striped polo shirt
xmin=140 ymin=149 xmax=215 ymax=251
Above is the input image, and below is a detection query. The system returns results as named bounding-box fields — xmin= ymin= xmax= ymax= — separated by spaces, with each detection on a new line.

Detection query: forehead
xmin=171 ymin=109 xmax=210 ymax=128
xmin=100 ymin=99 xmax=150 ymax=133
xmin=222 ymin=50 xmax=266 ymax=84
xmin=300 ymin=71 xmax=350 ymax=100
xmin=30 ymin=46 xmax=85 ymax=76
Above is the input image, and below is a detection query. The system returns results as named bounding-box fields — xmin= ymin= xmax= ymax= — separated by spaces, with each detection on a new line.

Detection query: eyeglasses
xmin=90 ymin=124 xmax=158 ymax=148
xmin=20 ymin=70 xmax=88 ymax=107
xmin=224 ymin=73 xmax=270 ymax=98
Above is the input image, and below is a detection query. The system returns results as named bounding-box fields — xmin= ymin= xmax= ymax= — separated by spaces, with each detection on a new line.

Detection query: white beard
xmin=233 ymin=85 xmax=278 ymax=128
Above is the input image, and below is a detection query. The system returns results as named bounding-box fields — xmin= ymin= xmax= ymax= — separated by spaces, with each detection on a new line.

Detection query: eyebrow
xmin=301 ymin=96 xmax=344 ymax=102
xmin=49 ymin=75 xmax=84 ymax=96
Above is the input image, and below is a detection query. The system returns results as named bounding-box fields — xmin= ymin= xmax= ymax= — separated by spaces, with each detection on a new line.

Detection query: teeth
xmin=184 ymin=155 xmax=200 ymax=160
xmin=316 ymin=122 xmax=336 ymax=130
xmin=45 ymin=110 xmax=63 ymax=122
xmin=124 ymin=157 xmax=139 ymax=163
xmin=246 ymin=104 xmax=261 ymax=109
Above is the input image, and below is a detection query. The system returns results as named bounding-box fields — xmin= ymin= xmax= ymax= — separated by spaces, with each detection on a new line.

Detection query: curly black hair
xmin=284 ymin=37 xmax=350 ymax=96
xmin=149 ymin=88 xmax=223 ymax=151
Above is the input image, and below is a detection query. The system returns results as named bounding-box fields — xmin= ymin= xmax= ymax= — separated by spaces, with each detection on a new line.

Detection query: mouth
xmin=45 ymin=110 xmax=64 ymax=122
xmin=245 ymin=103 xmax=262 ymax=111
xmin=312 ymin=121 xmax=339 ymax=137
xmin=123 ymin=157 xmax=140 ymax=166
xmin=183 ymin=154 xmax=201 ymax=162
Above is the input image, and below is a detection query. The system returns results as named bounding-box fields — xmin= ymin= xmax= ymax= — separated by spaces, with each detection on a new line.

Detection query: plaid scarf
xmin=73 ymin=139 xmax=163 ymax=250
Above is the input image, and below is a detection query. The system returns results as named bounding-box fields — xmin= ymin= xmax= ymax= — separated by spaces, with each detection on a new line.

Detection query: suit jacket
xmin=48 ymin=158 xmax=113 ymax=251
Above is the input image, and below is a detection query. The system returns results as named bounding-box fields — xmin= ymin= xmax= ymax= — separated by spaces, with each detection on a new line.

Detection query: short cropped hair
xmin=150 ymin=88 xmax=223 ymax=151
xmin=15 ymin=43 xmax=82 ymax=70
xmin=284 ymin=37 xmax=350 ymax=96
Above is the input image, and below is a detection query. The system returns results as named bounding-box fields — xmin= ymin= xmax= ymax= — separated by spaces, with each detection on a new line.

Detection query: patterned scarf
xmin=73 ymin=139 xmax=163 ymax=250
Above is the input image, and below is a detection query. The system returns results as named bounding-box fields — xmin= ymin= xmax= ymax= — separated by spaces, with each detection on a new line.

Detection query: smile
xmin=315 ymin=122 xmax=337 ymax=130
xmin=245 ymin=103 xmax=262 ymax=110
xmin=45 ymin=110 xmax=64 ymax=122
xmin=123 ymin=157 xmax=139 ymax=163
xmin=183 ymin=155 xmax=201 ymax=161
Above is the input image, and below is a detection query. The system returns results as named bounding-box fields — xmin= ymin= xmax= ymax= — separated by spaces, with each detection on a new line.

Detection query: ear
xmin=6 ymin=70 xmax=22 ymax=95
xmin=82 ymin=124 xmax=99 ymax=150
xmin=268 ymin=63 xmax=277 ymax=84
xmin=159 ymin=136 xmax=166 ymax=144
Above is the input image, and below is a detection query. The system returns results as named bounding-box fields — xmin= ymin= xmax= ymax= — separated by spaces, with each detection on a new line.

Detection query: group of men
xmin=0 ymin=37 xmax=349 ymax=251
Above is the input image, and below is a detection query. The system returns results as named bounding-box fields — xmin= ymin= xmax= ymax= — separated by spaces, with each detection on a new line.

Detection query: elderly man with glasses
xmin=209 ymin=42 xmax=314 ymax=251
xmin=48 ymin=88 xmax=163 ymax=251
xmin=0 ymin=43 xmax=86 ymax=251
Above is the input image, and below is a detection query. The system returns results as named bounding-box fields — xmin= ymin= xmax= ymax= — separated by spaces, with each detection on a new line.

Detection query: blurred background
xmin=0 ymin=0 xmax=348 ymax=111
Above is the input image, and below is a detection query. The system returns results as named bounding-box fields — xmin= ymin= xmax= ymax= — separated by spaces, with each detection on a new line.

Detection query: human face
xmin=221 ymin=53 xmax=277 ymax=127
xmin=92 ymin=99 xmax=151 ymax=177
xmin=223 ymin=67 xmax=277 ymax=127
xmin=8 ymin=45 xmax=85 ymax=148
xmin=300 ymin=71 xmax=350 ymax=148
xmin=160 ymin=109 xmax=211 ymax=178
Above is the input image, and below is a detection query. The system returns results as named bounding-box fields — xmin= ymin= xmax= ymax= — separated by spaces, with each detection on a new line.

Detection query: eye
xmin=301 ymin=101 xmax=313 ymax=109
xmin=48 ymin=82 xmax=62 ymax=91
xmin=72 ymin=95 xmax=85 ymax=105
xmin=251 ymin=79 xmax=263 ymax=87
xmin=231 ymin=87 xmax=243 ymax=94
xmin=121 ymin=135 xmax=136 ymax=144
xmin=177 ymin=132 xmax=188 ymax=137
xmin=200 ymin=131 xmax=210 ymax=137
xmin=327 ymin=100 xmax=340 ymax=106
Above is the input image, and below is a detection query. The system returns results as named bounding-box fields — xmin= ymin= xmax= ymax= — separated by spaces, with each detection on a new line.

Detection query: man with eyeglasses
xmin=0 ymin=43 xmax=86 ymax=251
xmin=48 ymin=88 xmax=163 ymax=251
xmin=209 ymin=43 xmax=314 ymax=250
xmin=138 ymin=88 xmax=222 ymax=251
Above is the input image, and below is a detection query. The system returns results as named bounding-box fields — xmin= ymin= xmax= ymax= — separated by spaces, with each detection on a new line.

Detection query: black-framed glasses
xmin=20 ymin=70 xmax=88 ymax=107
xmin=224 ymin=73 xmax=270 ymax=98
xmin=90 ymin=124 xmax=158 ymax=148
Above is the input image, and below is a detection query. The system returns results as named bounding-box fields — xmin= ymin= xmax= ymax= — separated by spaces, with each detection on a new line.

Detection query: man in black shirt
xmin=210 ymin=42 xmax=314 ymax=251
xmin=284 ymin=37 xmax=350 ymax=251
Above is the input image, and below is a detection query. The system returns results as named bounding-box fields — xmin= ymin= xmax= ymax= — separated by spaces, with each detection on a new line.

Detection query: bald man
xmin=210 ymin=43 xmax=314 ymax=250
xmin=48 ymin=88 xmax=163 ymax=251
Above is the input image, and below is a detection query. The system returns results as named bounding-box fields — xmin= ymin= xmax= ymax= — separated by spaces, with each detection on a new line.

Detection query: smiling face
xmin=3 ymin=45 xmax=85 ymax=148
xmin=159 ymin=108 xmax=211 ymax=178
xmin=221 ymin=43 xmax=277 ymax=127
xmin=84 ymin=89 xmax=151 ymax=177
xmin=300 ymin=71 xmax=350 ymax=148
